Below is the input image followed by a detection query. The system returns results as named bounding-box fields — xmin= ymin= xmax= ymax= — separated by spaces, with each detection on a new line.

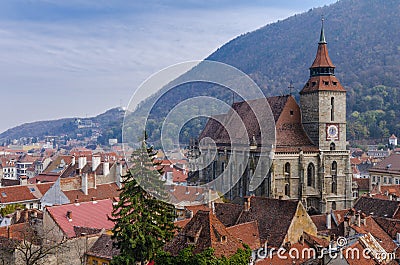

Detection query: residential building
xmin=370 ymin=153 xmax=400 ymax=189
xmin=43 ymin=199 xmax=114 ymax=241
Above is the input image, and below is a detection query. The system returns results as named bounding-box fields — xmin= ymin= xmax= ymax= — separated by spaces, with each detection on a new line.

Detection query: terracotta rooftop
xmin=164 ymin=210 xmax=244 ymax=258
xmin=63 ymin=183 xmax=120 ymax=203
xmin=349 ymin=216 xmax=398 ymax=256
xmin=354 ymin=196 xmax=400 ymax=218
xmin=86 ymin=234 xmax=119 ymax=260
xmin=226 ymin=221 xmax=260 ymax=250
xmin=353 ymin=178 xmax=370 ymax=190
xmin=374 ymin=216 xmax=400 ymax=240
xmin=215 ymin=197 xmax=300 ymax=248
xmin=45 ymin=199 xmax=114 ymax=238
xmin=0 ymin=183 xmax=52 ymax=204
xmin=370 ymin=153 xmax=400 ymax=173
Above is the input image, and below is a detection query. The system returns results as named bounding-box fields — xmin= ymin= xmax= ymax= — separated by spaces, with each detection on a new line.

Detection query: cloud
xmin=0 ymin=1 xmax=336 ymax=133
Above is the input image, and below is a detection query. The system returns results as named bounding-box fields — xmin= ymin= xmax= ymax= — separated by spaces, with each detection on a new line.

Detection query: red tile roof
xmin=256 ymin=242 xmax=313 ymax=265
xmin=353 ymin=178 xmax=370 ymax=190
xmin=164 ymin=210 xmax=244 ymax=258
xmin=370 ymin=153 xmax=400 ymax=174
xmin=0 ymin=223 xmax=30 ymax=241
xmin=86 ymin=234 xmax=119 ymax=260
xmin=45 ymin=199 xmax=114 ymax=238
xmin=0 ymin=183 xmax=52 ymax=204
xmin=63 ymin=183 xmax=120 ymax=203
xmin=226 ymin=221 xmax=260 ymax=250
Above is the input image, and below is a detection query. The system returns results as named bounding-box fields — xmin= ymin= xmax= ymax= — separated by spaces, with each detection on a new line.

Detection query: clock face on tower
xmin=326 ymin=124 xmax=339 ymax=140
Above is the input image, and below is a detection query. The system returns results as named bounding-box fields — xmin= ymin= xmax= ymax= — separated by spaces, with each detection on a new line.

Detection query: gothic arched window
xmin=284 ymin=162 xmax=290 ymax=176
xmin=307 ymin=163 xmax=315 ymax=187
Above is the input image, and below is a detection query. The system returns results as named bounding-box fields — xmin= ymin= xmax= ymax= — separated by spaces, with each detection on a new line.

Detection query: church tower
xmin=300 ymin=19 xmax=347 ymax=151
xmin=300 ymin=19 xmax=352 ymax=211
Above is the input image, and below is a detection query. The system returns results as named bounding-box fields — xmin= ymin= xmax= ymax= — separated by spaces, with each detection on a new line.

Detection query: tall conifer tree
xmin=111 ymin=137 xmax=176 ymax=265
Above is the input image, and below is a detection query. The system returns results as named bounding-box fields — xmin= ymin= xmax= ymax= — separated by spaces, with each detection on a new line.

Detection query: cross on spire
xmin=319 ymin=15 xmax=327 ymax=44
xmin=288 ymin=80 xmax=294 ymax=95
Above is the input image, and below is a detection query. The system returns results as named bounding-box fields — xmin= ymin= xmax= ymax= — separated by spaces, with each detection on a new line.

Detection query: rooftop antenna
xmin=288 ymin=80 xmax=294 ymax=95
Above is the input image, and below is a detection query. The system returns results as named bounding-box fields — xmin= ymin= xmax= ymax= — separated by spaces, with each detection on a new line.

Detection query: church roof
xmin=300 ymin=20 xmax=346 ymax=94
xmin=199 ymin=95 xmax=318 ymax=153
xmin=300 ymin=75 xmax=345 ymax=94
xmin=310 ymin=40 xmax=335 ymax=68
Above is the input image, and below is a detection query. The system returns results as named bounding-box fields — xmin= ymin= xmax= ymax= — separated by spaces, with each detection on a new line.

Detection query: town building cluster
xmin=1 ymin=20 xmax=400 ymax=265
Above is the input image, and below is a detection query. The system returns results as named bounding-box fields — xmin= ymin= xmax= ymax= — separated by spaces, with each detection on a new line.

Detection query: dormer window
xmin=324 ymin=81 xmax=329 ymax=86
xmin=221 ymin=235 xmax=227 ymax=243
xmin=332 ymin=81 xmax=337 ymax=86
xmin=187 ymin=236 xmax=196 ymax=244
xmin=290 ymin=110 xmax=294 ymax=116
xmin=312 ymin=82 xmax=317 ymax=86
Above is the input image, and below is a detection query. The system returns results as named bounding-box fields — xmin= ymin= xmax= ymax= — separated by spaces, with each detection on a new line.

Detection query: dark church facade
xmin=195 ymin=21 xmax=353 ymax=213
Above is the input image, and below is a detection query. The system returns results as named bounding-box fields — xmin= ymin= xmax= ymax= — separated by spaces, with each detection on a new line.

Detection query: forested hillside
xmin=124 ymin=0 xmax=400 ymax=146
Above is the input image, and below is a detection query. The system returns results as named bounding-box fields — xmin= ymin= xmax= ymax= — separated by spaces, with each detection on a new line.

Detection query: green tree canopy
xmin=111 ymin=138 xmax=176 ymax=265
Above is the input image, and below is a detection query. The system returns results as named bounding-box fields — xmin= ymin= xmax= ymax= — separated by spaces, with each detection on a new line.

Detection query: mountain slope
xmin=0 ymin=108 xmax=124 ymax=144
xmin=126 ymin=0 xmax=400 ymax=144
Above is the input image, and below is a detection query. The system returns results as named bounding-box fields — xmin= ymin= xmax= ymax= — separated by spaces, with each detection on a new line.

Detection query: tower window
xmin=290 ymin=110 xmax=294 ymax=116
xmin=331 ymin=161 xmax=337 ymax=175
xmin=307 ymin=163 xmax=315 ymax=187
xmin=330 ymin=143 xmax=336 ymax=150
xmin=331 ymin=97 xmax=335 ymax=121
xmin=332 ymin=201 xmax=337 ymax=210
xmin=285 ymin=184 xmax=290 ymax=197
xmin=284 ymin=163 xmax=290 ymax=196
xmin=284 ymin=162 xmax=290 ymax=176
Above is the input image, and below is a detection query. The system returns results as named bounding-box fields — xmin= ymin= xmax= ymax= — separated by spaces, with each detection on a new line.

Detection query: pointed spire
xmin=319 ymin=17 xmax=327 ymax=44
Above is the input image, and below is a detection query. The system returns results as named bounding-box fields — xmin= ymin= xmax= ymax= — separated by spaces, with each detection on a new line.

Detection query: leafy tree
xmin=0 ymin=204 xmax=25 ymax=217
xmin=154 ymin=246 xmax=251 ymax=265
xmin=110 ymin=137 xmax=176 ymax=265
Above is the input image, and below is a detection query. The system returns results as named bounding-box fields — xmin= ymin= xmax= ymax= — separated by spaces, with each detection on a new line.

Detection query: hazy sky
xmin=0 ymin=0 xmax=337 ymax=133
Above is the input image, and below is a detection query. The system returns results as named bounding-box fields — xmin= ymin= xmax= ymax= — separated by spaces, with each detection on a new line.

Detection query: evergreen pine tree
xmin=111 ymin=138 xmax=176 ymax=265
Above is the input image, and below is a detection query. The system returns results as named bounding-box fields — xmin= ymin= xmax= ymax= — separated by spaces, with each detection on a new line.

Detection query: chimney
xmin=116 ymin=162 xmax=122 ymax=188
xmin=91 ymin=197 xmax=97 ymax=204
xmin=103 ymin=162 xmax=110 ymax=176
xmin=356 ymin=213 xmax=361 ymax=227
xmin=66 ymin=210 xmax=72 ymax=221
xmin=361 ymin=213 xmax=367 ymax=226
xmin=24 ymin=210 xmax=29 ymax=222
xmin=326 ymin=212 xmax=332 ymax=230
xmin=78 ymin=156 xmax=87 ymax=170
xmin=71 ymin=156 xmax=76 ymax=166
xmin=244 ymin=196 xmax=251 ymax=211
xmin=81 ymin=173 xmax=88 ymax=195
xmin=92 ymin=155 xmax=101 ymax=172
xmin=15 ymin=208 xmax=21 ymax=222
